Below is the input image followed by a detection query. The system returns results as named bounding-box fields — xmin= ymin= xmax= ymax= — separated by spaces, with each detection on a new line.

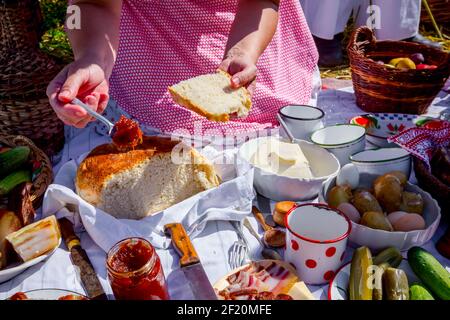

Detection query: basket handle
xmin=347 ymin=26 xmax=377 ymax=53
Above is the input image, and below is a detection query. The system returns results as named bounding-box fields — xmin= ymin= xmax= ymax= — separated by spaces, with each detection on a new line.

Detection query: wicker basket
xmin=0 ymin=0 xmax=65 ymax=157
xmin=0 ymin=135 xmax=53 ymax=209
xmin=414 ymin=157 xmax=450 ymax=216
xmin=347 ymin=27 xmax=450 ymax=115
xmin=421 ymin=0 xmax=450 ymax=33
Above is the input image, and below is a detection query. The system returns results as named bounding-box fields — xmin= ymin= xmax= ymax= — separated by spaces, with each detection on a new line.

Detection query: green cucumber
xmin=409 ymin=283 xmax=434 ymax=300
xmin=0 ymin=170 xmax=31 ymax=196
xmin=408 ymin=246 xmax=450 ymax=300
xmin=0 ymin=146 xmax=30 ymax=177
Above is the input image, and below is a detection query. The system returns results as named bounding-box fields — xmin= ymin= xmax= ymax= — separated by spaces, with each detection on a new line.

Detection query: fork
xmin=72 ymin=98 xmax=115 ymax=134
xmin=228 ymin=221 xmax=249 ymax=270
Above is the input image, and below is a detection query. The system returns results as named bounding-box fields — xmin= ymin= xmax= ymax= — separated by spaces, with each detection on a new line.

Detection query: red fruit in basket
xmin=0 ymin=147 xmax=11 ymax=154
xmin=410 ymin=53 xmax=425 ymax=65
xmin=417 ymin=64 xmax=437 ymax=70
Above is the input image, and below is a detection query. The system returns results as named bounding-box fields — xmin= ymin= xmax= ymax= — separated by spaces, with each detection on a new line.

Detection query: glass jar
xmin=106 ymin=237 xmax=169 ymax=300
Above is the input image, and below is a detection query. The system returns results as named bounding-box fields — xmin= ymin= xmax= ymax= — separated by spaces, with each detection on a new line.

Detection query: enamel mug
xmin=278 ymin=105 xmax=325 ymax=141
xmin=284 ymin=204 xmax=352 ymax=285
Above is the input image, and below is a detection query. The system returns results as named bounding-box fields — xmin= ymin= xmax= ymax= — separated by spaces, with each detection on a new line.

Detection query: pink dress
xmin=109 ymin=0 xmax=318 ymax=136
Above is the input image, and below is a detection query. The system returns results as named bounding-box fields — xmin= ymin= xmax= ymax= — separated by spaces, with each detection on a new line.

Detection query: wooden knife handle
xmin=164 ymin=223 xmax=200 ymax=267
xmin=58 ymin=218 xmax=80 ymax=251
xmin=252 ymin=206 xmax=272 ymax=232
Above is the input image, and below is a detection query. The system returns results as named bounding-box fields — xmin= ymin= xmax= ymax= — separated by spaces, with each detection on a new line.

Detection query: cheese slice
xmin=251 ymin=140 xmax=313 ymax=179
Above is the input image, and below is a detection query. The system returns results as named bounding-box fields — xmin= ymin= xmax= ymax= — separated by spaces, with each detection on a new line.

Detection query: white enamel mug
xmin=284 ymin=204 xmax=352 ymax=285
xmin=278 ymin=105 xmax=325 ymax=141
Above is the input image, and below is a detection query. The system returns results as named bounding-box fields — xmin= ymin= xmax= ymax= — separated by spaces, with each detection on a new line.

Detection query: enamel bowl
xmin=350 ymin=148 xmax=411 ymax=178
xmin=310 ymin=125 xmax=366 ymax=165
xmin=350 ymin=113 xmax=417 ymax=148
xmin=237 ymin=137 xmax=340 ymax=201
xmin=319 ymin=173 xmax=441 ymax=251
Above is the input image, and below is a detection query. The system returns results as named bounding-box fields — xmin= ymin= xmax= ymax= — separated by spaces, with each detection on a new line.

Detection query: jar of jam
xmin=106 ymin=237 xmax=169 ymax=300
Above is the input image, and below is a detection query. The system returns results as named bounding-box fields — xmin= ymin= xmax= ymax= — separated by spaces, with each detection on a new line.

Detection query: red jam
xmin=107 ymin=238 xmax=169 ymax=300
xmin=112 ymin=115 xmax=143 ymax=150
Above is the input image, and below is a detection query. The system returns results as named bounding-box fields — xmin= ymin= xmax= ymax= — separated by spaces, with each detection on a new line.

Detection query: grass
xmin=39 ymin=0 xmax=73 ymax=63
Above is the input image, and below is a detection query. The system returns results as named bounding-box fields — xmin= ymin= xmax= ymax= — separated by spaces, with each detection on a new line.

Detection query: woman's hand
xmin=219 ymin=47 xmax=257 ymax=95
xmin=46 ymin=57 xmax=110 ymax=128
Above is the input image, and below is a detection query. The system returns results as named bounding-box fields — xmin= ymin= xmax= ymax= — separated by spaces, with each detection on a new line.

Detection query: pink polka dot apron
xmin=109 ymin=0 xmax=319 ymax=137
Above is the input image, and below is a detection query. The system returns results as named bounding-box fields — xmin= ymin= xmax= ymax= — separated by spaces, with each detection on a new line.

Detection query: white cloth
xmin=1 ymin=86 xmax=449 ymax=300
xmin=42 ymin=150 xmax=255 ymax=251
xmin=300 ymin=0 xmax=421 ymax=40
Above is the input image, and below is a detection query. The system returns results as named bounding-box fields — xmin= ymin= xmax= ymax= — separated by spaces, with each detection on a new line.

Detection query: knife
xmin=164 ymin=223 xmax=217 ymax=300
xmin=58 ymin=217 xmax=108 ymax=300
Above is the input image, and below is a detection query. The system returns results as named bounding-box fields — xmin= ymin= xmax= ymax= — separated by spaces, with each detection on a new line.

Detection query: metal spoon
xmin=243 ymin=218 xmax=283 ymax=261
xmin=277 ymin=113 xmax=295 ymax=143
xmin=252 ymin=206 xmax=286 ymax=249
xmin=72 ymin=98 xmax=115 ymax=134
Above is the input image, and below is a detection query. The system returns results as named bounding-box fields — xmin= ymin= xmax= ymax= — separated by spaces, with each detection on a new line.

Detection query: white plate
xmin=0 ymin=238 xmax=61 ymax=284
xmin=7 ymin=288 xmax=86 ymax=300
xmin=350 ymin=113 xmax=417 ymax=148
xmin=328 ymin=260 xmax=421 ymax=300
xmin=319 ymin=174 xmax=441 ymax=251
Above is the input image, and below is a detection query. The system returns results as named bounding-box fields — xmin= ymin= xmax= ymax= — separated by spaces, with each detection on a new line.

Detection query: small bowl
xmin=310 ymin=125 xmax=366 ymax=165
xmin=237 ymin=137 xmax=340 ymax=201
xmin=278 ymin=105 xmax=325 ymax=141
xmin=318 ymin=173 xmax=441 ymax=251
xmin=350 ymin=148 xmax=411 ymax=178
xmin=350 ymin=113 xmax=417 ymax=148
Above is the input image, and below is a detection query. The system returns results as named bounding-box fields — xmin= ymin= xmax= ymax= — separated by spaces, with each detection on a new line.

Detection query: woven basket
xmin=0 ymin=0 xmax=65 ymax=157
xmin=414 ymin=157 xmax=450 ymax=216
xmin=421 ymin=0 xmax=450 ymax=33
xmin=0 ymin=135 xmax=53 ymax=209
xmin=347 ymin=27 xmax=450 ymax=114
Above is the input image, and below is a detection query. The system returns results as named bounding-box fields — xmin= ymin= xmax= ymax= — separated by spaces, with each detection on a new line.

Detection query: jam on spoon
xmin=112 ymin=115 xmax=143 ymax=150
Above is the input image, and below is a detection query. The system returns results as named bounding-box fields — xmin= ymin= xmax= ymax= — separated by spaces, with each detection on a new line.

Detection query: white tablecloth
xmin=1 ymin=87 xmax=449 ymax=300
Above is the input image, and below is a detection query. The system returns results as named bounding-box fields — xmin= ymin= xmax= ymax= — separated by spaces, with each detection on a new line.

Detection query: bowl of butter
xmin=237 ymin=137 xmax=340 ymax=201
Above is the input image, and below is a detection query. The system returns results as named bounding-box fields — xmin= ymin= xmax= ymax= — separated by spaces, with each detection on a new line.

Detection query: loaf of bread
xmin=75 ymin=136 xmax=220 ymax=219
xmin=168 ymin=70 xmax=252 ymax=122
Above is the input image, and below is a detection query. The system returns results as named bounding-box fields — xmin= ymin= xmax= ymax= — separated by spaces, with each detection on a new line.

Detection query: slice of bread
xmin=168 ymin=70 xmax=252 ymax=122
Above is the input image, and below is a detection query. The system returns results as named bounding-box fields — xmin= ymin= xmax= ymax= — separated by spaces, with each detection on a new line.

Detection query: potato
xmin=399 ymin=192 xmax=424 ymax=215
xmin=373 ymin=174 xmax=403 ymax=213
xmin=360 ymin=211 xmax=394 ymax=231
xmin=0 ymin=209 xmax=22 ymax=269
xmin=327 ymin=185 xmax=352 ymax=208
xmin=352 ymin=189 xmax=383 ymax=214
xmin=385 ymin=171 xmax=408 ymax=187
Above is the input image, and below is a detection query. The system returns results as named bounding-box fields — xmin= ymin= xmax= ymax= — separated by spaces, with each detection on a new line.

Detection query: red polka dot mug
xmin=284 ymin=203 xmax=352 ymax=285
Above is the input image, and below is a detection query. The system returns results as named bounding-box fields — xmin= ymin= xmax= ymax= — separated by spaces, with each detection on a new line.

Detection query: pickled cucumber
xmin=383 ymin=268 xmax=409 ymax=300
xmin=349 ymin=246 xmax=373 ymax=300
xmin=373 ymin=247 xmax=403 ymax=268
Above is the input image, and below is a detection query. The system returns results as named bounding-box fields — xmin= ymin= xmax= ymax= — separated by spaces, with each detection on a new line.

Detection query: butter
xmin=251 ymin=140 xmax=313 ymax=179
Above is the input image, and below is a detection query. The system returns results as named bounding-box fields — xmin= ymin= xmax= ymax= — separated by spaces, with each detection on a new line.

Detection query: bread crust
xmin=168 ymin=70 xmax=252 ymax=122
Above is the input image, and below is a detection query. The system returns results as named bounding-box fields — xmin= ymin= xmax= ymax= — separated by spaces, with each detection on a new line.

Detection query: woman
xmin=47 ymin=0 xmax=318 ymax=139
